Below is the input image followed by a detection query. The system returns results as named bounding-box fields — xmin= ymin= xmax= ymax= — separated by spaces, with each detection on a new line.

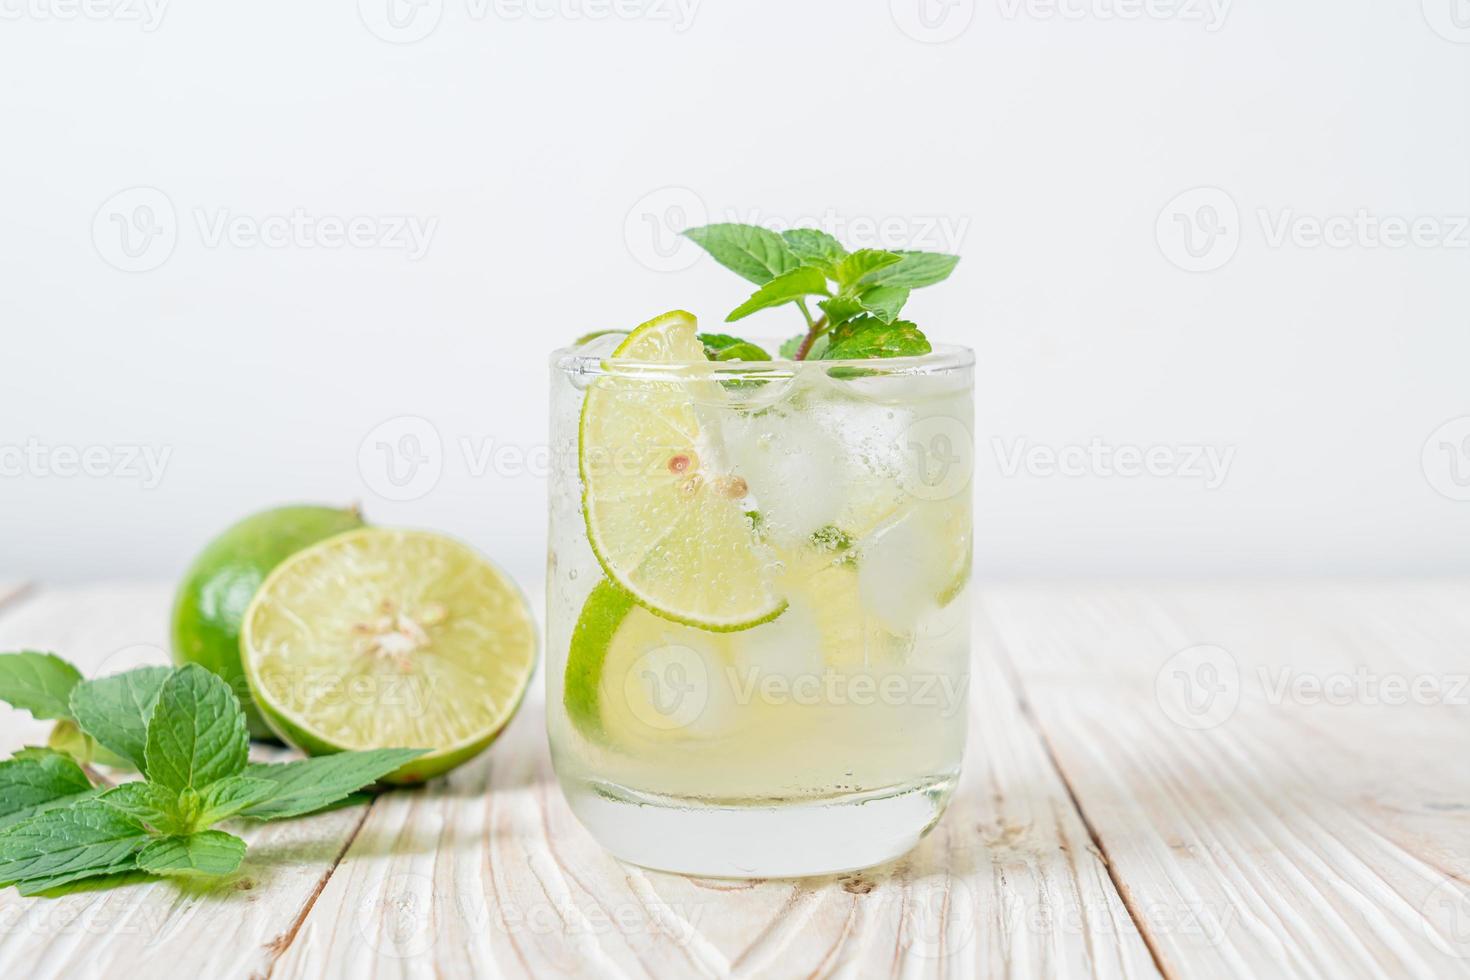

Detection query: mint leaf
xmin=70 ymin=667 xmax=171 ymax=772
xmin=822 ymin=317 xmax=932 ymax=360
xmin=781 ymin=228 xmax=846 ymax=266
xmin=0 ymin=802 xmax=151 ymax=890
xmin=143 ymin=665 xmax=249 ymax=793
xmin=137 ymin=831 xmax=246 ymax=878
xmin=834 ymin=249 xmax=902 ymax=288
xmin=194 ymin=776 xmax=279 ymax=827
xmin=0 ymin=652 xmax=83 ymax=721
xmin=862 ymin=250 xmax=959 ymax=289
xmin=817 ymin=294 xmax=865 ymax=330
xmin=0 ymin=750 xmax=94 ymax=829
xmin=240 ymin=749 xmax=427 ymax=820
xmin=857 ymin=285 xmax=911 ymax=324
xmin=683 ymin=224 xmax=800 ymax=285
xmin=727 ymin=267 xmax=830 ymax=322
xmin=699 ymin=333 xmax=771 ymax=362
xmin=97 ymin=781 xmax=189 ymax=835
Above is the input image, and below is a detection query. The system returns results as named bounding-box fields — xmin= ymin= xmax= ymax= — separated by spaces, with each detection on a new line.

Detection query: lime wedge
xmin=579 ymin=310 xmax=785 ymax=631
xmin=240 ymin=528 xmax=536 ymax=784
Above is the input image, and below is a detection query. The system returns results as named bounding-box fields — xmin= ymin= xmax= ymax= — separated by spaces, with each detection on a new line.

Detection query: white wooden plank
xmin=983 ymin=581 xmax=1470 ymax=980
xmin=0 ymin=585 xmax=376 ymax=980
xmin=271 ymin=607 xmax=1159 ymax=980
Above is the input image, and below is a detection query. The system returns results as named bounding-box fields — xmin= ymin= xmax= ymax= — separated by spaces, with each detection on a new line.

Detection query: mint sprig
xmin=681 ymin=223 xmax=957 ymax=362
xmin=0 ymin=654 xmax=426 ymax=895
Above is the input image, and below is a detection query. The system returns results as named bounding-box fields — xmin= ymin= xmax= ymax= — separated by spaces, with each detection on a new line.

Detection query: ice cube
xmin=719 ymin=396 xmax=852 ymax=547
xmin=856 ymin=505 xmax=951 ymax=635
xmin=730 ymin=601 xmax=824 ymax=687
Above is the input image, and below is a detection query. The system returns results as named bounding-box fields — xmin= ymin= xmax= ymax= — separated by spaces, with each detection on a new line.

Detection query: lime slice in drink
xmin=240 ymin=528 xmax=537 ymax=784
xmin=564 ymin=579 xmax=744 ymax=745
xmin=565 ymin=556 xmax=904 ymax=746
xmin=579 ymin=310 xmax=785 ymax=632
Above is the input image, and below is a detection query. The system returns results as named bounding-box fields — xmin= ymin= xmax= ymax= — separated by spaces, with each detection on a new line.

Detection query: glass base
xmin=561 ymin=773 xmax=958 ymax=878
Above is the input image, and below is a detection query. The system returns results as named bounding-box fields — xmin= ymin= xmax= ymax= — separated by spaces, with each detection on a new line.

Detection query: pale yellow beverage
xmin=547 ymin=313 xmax=973 ymax=877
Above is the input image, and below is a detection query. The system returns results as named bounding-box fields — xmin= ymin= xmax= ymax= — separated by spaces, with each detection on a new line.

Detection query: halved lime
xmin=240 ymin=528 xmax=536 ymax=784
xmin=579 ymin=310 xmax=784 ymax=631
xmin=172 ymin=504 xmax=366 ymax=739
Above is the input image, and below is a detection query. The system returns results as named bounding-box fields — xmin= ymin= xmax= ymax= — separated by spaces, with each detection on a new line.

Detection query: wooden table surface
xmin=0 ymin=580 xmax=1466 ymax=979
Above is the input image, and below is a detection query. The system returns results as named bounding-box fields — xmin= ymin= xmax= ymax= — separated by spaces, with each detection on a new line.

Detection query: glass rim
xmin=550 ymin=340 xmax=974 ymax=379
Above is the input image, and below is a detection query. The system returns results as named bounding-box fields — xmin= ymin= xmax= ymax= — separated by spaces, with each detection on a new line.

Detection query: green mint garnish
xmin=69 ymin=666 xmax=172 ymax=771
xmin=142 ymin=665 xmax=251 ymax=793
xmin=698 ymin=333 xmax=771 ymax=362
xmin=136 ymin=830 xmax=247 ymax=878
xmin=0 ymin=652 xmax=84 ymax=722
xmin=0 ymin=750 xmax=95 ymax=830
xmin=683 ymin=222 xmax=957 ymax=362
xmin=0 ymin=653 xmax=429 ymax=895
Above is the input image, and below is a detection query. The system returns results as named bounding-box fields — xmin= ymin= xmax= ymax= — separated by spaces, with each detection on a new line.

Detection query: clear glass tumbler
xmin=546 ymin=339 xmax=974 ymax=877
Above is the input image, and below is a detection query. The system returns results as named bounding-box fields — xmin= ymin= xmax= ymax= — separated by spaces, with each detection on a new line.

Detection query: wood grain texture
xmin=982 ymin=581 xmax=1470 ymax=980
xmin=0 ymin=585 xmax=375 ymax=980
xmin=6 ymin=581 xmax=1467 ymax=979
xmin=271 ymin=612 xmax=1157 ymax=979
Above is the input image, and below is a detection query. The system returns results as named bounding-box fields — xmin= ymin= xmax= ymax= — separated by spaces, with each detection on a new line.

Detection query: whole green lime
xmin=171 ymin=504 xmax=365 ymax=739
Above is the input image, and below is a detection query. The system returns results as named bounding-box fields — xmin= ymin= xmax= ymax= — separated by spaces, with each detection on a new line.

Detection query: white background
xmin=2 ymin=0 xmax=1468 ymax=588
